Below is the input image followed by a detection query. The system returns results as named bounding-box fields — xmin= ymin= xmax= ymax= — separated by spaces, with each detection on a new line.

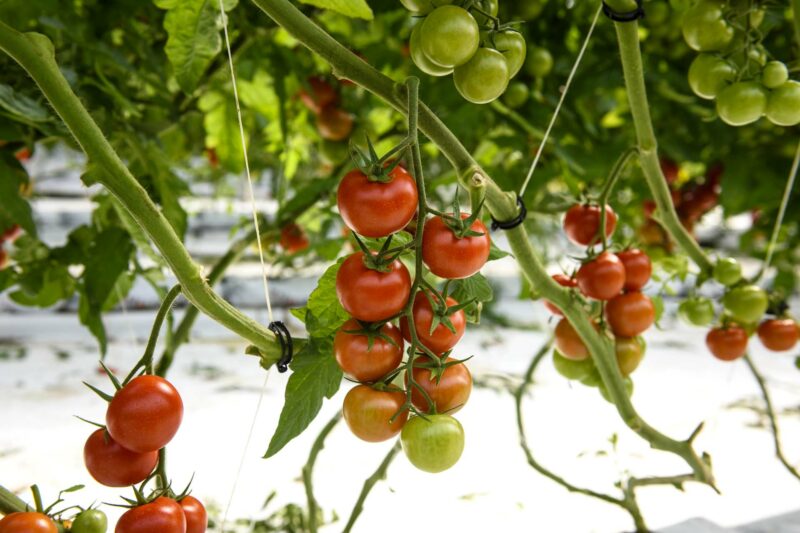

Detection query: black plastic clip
xmin=602 ymin=0 xmax=645 ymax=22
xmin=491 ymin=196 xmax=528 ymax=231
xmin=269 ymin=321 xmax=294 ymax=373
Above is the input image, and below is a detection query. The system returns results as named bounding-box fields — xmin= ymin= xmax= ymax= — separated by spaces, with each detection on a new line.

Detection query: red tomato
xmin=554 ymin=318 xmax=589 ymax=361
xmin=334 ymin=319 xmax=404 ymax=382
xmin=757 ymin=319 xmax=799 ymax=352
xmin=660 ymin=158 xmax=679 ymax=185
xmin=342 ymin=384 xmax=408 ymax=442
xmin=335 ymin=252 xmax=411 ymax=322
xmin=408 ymin=356 xmax=472 ymax=414
xmin=0 ymin=512 xmax=57 ymax=533
xmin=421 ymin=214 xmax=491 ymax=279
xmin=337 ymin=166 xmax=418 ymax=238
xmin=605 ymin=292 xmax=655 ymax=337
xmin=14 ymin=147 xmax=31 ymax=162
xmin=616 ymin=249 xmax=652 ymax=291
xmin=116 ymin=497 xmax=186 ymax=533
xmin=279 ymin=223 xmax=309 ymax=254
xmin=563 ymin=204 xmax=617 ymax=246
xmin=106 ymin=375 xmax=184 ymax=453
xmin=1 ymin=224 xmax=21 ymax=243
xmin=317 ymin=107 xmax=353 ymax=141
xmin=400 ymin=291 xmax=466 ymax=355
xmin=298 ymin=76 xmax=339 ymax=114
xmin=706 ymin=326 xmax=748 ymax=361
xmin=543 ymin=274 xmax=577 ymax=316
xmin=576 ymin=252 xmax=626 ymax=301
xmin=180 ymin=496 xmax=207 ymax=533
xmin=83 ymin=429 xmax=158 ymax=487
xmin=0 ymin=248 xmax=7 ymax=270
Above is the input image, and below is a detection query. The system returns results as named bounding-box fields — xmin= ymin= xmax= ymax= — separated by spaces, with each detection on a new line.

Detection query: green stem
xmin=599 ymin=147 xmax=639 ymax=249
xmin=301 ymin=413 xmax=342 ymax=533
xmin=0 ymin=486 xmax=66 ymax=533
xmin=0 ymin=22 xmax=281 ymax=356
xmin=341 ymin=442 xmax=401 ymax=533
xmin=137 ymin=284 xmax=182 ymax=376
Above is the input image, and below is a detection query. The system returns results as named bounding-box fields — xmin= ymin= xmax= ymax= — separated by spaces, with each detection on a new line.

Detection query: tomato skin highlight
xmin=616 ymin=249 xmax=652 ymax=291
xmin=337 ymin=166 xmax=418 ymax=238
xmin=400 ymin=292 xmax=466 ymax=355
xmin=543 ymin=274 xmax=577 ymax=316
xmin=0 ymin=512 xmax=58 ymax=533
xmin=757 ymin=319 xmax=799 ymax=352
xmin=115 ymin=497 xmax=186 ymax=533
xmin=408 ymin=357 xmax=472 ymax=414
xmin=706 ymin=326 xmax=748 ymax=361
xmin=342 ymin=385 xmax=408 ymax=442
xmin=554 ymin=318 xmax=589 ymax=361
xmin=421 ymin=215 xmax=490 ymax=279
xmin=605 ymin=292 xmax=655 ymax=338
xmin=84 ymin=429 xmax=159 ymax=487
xmin=563 ymin=204 xmax=617 ymax=246
xmin=336 ymin=252 xmax=411 ymax=322
xmin=576 ymin=252 xmax=626 ymax=301
xmin=106 ymin=375 xmax=183 ymax=453
xmin=401 ymin=414 xmax=464 ymax=473
xmin=334 ymin=319 xmax=404 ymax=382
xmin=180 ymin=496 xmax=208 ymax=533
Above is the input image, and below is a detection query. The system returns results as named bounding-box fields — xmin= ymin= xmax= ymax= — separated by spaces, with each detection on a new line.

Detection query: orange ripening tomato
xmin=706 ymin=326 xmax=748 ymax=361
xmin=616 ymin=248 xmax=652 ymax=291
xmin=554 ymin=318 xmax=590 ymax=361
xmin=757 ymin=319 xmax=799 ymax=352
xmin=408 ymin=356 xmax=472 ymax=414
xmin=605 ymin=292 xmax=655 ymax=337
xmin=0 ymin=512 xmax=57 ymax=533
xmin=563 ymin=204 xmax=617 ymax=246
xmin=576 ymin=251 xmax=626 ymax=301
xmin=279 ymin=223 xmax=310 ymax=254
xmin=334 ymin=319 xmax=404 ymax=382
xmin=342 ymin=384 xmax=408 ymax=442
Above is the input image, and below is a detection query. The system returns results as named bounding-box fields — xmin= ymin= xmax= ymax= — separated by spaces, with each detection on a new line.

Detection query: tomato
xmin=687 ymin=54 xmax=735 ymax=99
xmin=279 ymin=223 xmax=309 ymax=254
xmin=543 ymin=273 xmax=577 ymax=316
xmin=678 ymin=297 xmax=715 ymax=326
xmin=599 ymin=376 xmax=634 ymax=403
xmin=316 ymin=107 xmax=353 ymax=141
xmin=337 ymin=166 xmax=418 ymax=238
xmin=116 ymin=498 xmax=186 ymax=533
xmin=0 ymin=512 xmax=57 ymax=533
xmin=766 ymin=81 xmax=800 ymax=127
xmin=757 ymin=319 xmax=799 ymax=352
xmin=400 ymin=291 xmax=466 ymax=355
xmin=552 ymin=349 xmax=595 ymax=381
xmin=453 ymin=47 xmax=509 ymax=104
xmin=334 ymin=319 xmax=404 ymax=382
xmin=716 ymin=82 xmax=767 ymax=126
xmin=106 ymin=375 xmax=184 ymax=453
xmin=14 ymin=147 xmax=31 ymax=162
xmin=401 ymin=414 xmax=464 ymax=473
xmin=580 ymin=367 xmax=602 ymax=387
xmin=410 ymin=23 xmax=453 ymax=77
xmin=615 ymin=337 xmax=645 ymax=377
xmin=576 ymin=252 xmax=626 ymax=301
xmin=681 ymin=0 xmax=733 ymax=51
xmin=1 ymin=224 xmax=21 ymax=243
xmin=712 ymin=257 xmax=742 ymax=286
xmin=420 ymin=6 xmax=480 ymax=68
xmin=204 ymin=147 xmax=219 ymax=169
xmin=761 ymin=61 xmax=789 ymax=90
xmin=179 ymin=496 xmax=207 ymax=533
xmin=616 ymin=249 xmax=652 ymax=291
xmin=563 ymin=204 xmax=617 ymax=247
xmin=524 ymin=46 xmax=553 ymax=78
xmin=83 ymin=429 xmax=158 ymax=487
xmin=408 ymin=357 xmax=472 ymax=414
xmin=70 ymin=509 xmax=107 ymax=533
xmin=421 ymin=214 xmax=490 ymax=279
xmin=336 ymin=252 xmax=411 ymax=322
xmin=298 ymin=76 xmax=338 ymax=115
xmin=554 ymin=318 xmax=589 ymax=361
xmin=493 ymin=31 xmax=526 ymax=78
xmin=502 ymin=81 xmax=529 ymax=108
xmin=706 ymin=326 xmax=748 ymax=361
xmin=342 ymin=384 xmax=408 ymax=442
xmin=400 ymin=0 xmax=453 ymax=14
xmin=605 ymin=292 xmax=655 ymax=337
xmin=0 ymin=248 xmax=8 ymax=270
xmin=722 ymin=285 xmax=769 ymax=324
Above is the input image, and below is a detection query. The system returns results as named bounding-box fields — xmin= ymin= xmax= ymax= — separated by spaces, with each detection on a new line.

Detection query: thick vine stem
xmin=0 ymin=22 xmax=282 ymax=357
xmin=302 ymin=412 xmax=342 ymax=533
xmin=342 ymin=442 xmax=401 ymax=533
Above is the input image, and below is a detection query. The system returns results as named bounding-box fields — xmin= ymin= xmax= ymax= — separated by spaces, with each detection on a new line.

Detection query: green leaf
xmin=154 ymin=0 xmax=238 ymax=94
xmin=451 ymin=273 xmax=494 ymax=323
xmin=9 ymin=265 xmax=75 ymax=307
xmin=290 ymin=306 xmax=308 ymax=324
xmin=199 ymin=90 xmax=244 ymax=171
xmin=79 ymin=289 xmax=107 ymax=355
xmin=264 ymin=337 xmax=342 ymax=457
xmin=298 ymin=0 xmax=373 ymax=19
xmin=0 ymin=84 xmax=55 ymax=125
xmin=488 ymin=240 xmax=510 ymax=261
xmin=304 ymin=261 xmax=349 ymax=337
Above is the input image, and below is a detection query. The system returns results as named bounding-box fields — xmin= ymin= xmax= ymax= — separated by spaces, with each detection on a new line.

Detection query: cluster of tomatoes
xmin=402 ymin=0 xmax=527 ymax=104
xmin=549 ymin=204 xmax=655 ymax=400
xmin=678 ymin=257 xmax=799 ymax=361
xmin=81 ymin=374 xmax=207 ymax=532
xmin=333 ymin=158 xmax=490 ymax=473
xmin=297 ymin=75 xmax=354 ymax=142
xmin=0 ymin=224 xmax=21 ymax=270
xmin=683 ymin=0 xmax=800 ymax=127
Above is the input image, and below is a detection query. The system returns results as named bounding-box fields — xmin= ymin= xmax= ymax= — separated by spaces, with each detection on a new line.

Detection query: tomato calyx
xmin=432 ymin=199 xmax=487 ymax=240
xmin=419 ymin=286 xmax=473 ymax=336
xmin=349 ymin=136 xmax=409 ymax=184
xmin=340 ymin=319 xmax=401 ymax=352
xmin=411 ymin=354 xmax=472 ymax=385
xmin=352 ymin=233 xmax=410 ymax=272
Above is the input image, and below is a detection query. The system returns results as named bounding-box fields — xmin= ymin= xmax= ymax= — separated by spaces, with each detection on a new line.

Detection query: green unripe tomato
xmin=749 ymin=7 xmax=765 ymax=27
xmin=762 ymin=61 xmax=789 ymax=90
xmin=552 ymin=349 xmax=596 ymax=381
xmin=723 ymin=285 xmax=769 ymax=324
xmin=453 ymin=47 xmax=510 ymax=104
xmin=688 ymin=54 xmax=735 ymax=100
xmin=678 ymin=297 xmax=715 ymax=326
xmin=400 ymin=0 xmax=454 ymax=15
xmin=472 ymin=0 xmax=498 ymax=26
xmin=766 ymin=81 xmax=800 ymax=127
xmin=401 ymin=414 xmax=465 ymax=473
xmin=493 ymin=30 xmax=527 ymax=78
xmin=580 ymin=367 xmax=602 ymax=388
xmin=716 ymin=81 xmax=767 ymax=126
xmin=599 ymin=376 xmax=634 ymax=403
xmin=503 ymin=81 xmax=530 ymax=108
xmin=713 ymin=257 xmax=742 ymax=286
xmin=615 ymin=337 xmax=645 ymax=377
xmin=410 ymin=23 xmax=453 ymax=76
xmin=71 ymin=509 xmax=108 ymax=533
xmin=525 ymin=46 xmax=553 ymax=78
xmin=682 ymin=0 xmax=734 ymax=52
xmin=420 ymin=5 xmax=480 ymax=68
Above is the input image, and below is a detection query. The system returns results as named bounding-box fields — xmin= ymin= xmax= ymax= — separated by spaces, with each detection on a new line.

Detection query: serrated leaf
xmin=305 ymin=260 xmax=349 ymax=337
xmin=298 ymin=0 xmax=373 ymax=19
xmin=265 ymin=337 xmax=342 ymax=457
xmin=199 ymin=90 xmax=244 ymax=171
xmin=451 ymin=272 xmax=493 ymax=323
xmin=290 ymin=306 xmax=308 ymax=323
xmin=488 ymin=241 xmax=510 ymax=261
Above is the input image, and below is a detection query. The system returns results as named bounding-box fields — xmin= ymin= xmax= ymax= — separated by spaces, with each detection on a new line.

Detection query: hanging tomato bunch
xmin=402 ymin=0 xmax=527 ymax=104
